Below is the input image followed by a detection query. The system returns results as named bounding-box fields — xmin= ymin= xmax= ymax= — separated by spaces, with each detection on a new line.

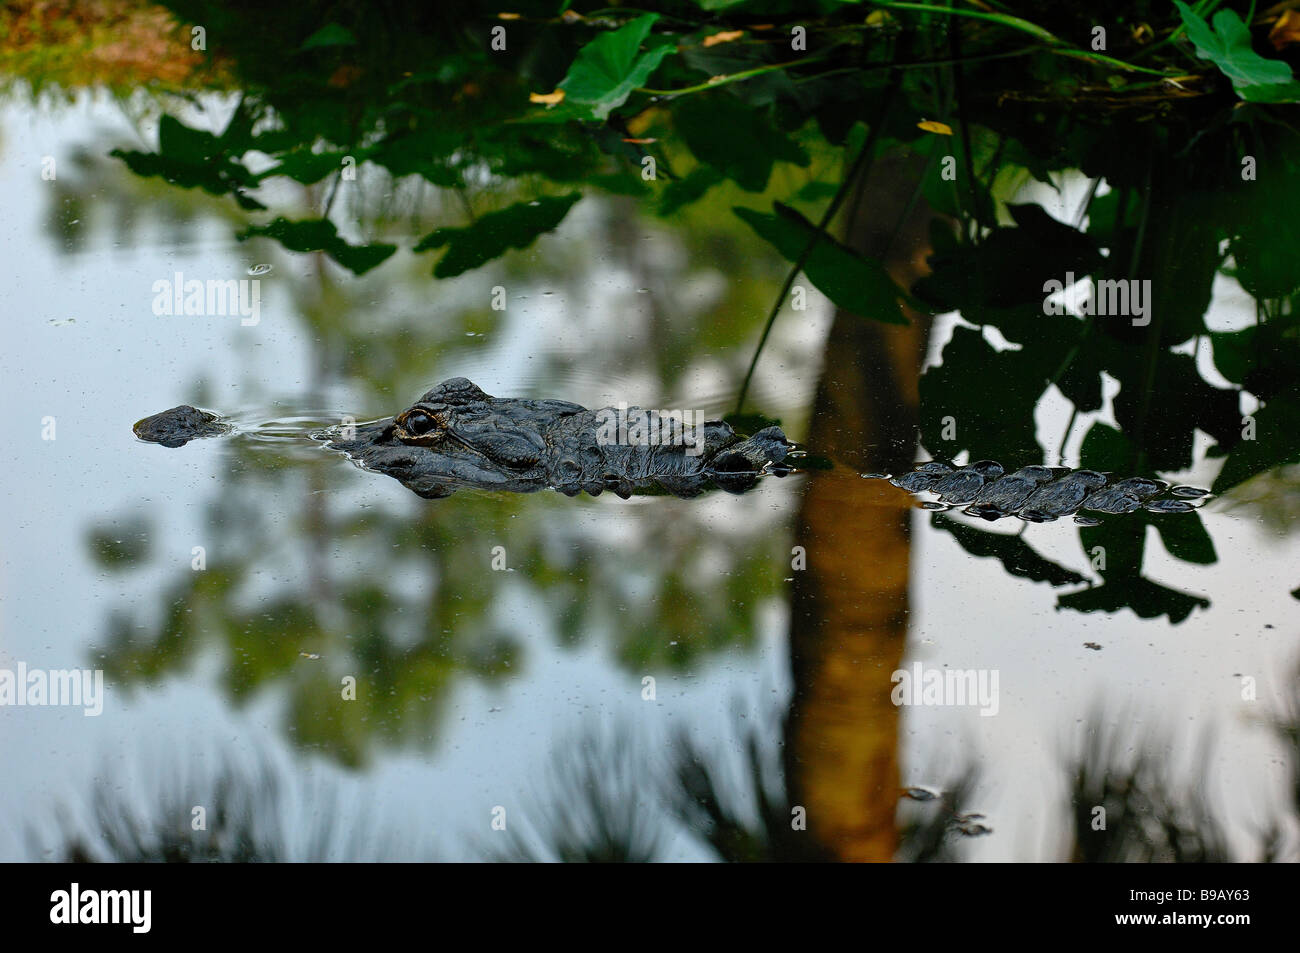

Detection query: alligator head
xmin=320 ymin=378 xmax=791 ymax=500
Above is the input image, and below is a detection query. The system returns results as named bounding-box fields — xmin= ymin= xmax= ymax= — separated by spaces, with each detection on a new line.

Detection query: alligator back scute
xmin=875 ymin=461 xmax=1211 ymax=523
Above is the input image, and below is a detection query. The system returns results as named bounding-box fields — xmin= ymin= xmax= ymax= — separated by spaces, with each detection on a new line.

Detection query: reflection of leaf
xmin=1067 ymin=517 xmax=1211 ymax=623
xmin=674 ymin=94 xmax=809 ymax=192
xmin=259 ymin=149 xmax=357 ymax=185
xmin=1228 ymin=128 xmax=1300 ymax=300
xmin=1080 ymin=422 xmax=1132 ymax=472
xmin=932 ymin=514 xmax=1086 ymax=587
xmin=1212 ymin=397 xmax=1300 ymax=493
xmin=557 ymin=13 xmax=674 ymax=119
xmin=414 ymin=193 xmax=581 ymax=278
xmin=1151 ymin=511 xmax=1216 ymax=565
xmin=915 ymin=203 xmax=1101 ymax=311
xmin=919 ymin=325 xmax=1043 ymax=462
xmin=734 ymin=203 xmax=909 ymax=324
xmin=1057 ymin=577 xmax=1210 ymax=624
xmin=1109 ymin=351 xmax=1241 ymax=473
xmin=1175 ymin=2 xmax=1300 ymax=103
xmin=239 ymin=218 xmax=396 ymax=275
xmin=659 ymin=165 xmax=724 ymax=215
xmin=112 ymin=116 xmax=264 ymax=209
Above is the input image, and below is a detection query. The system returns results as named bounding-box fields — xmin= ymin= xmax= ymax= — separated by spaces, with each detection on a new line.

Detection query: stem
xmin=870 ymin=1 xmax=1172 ymax=75
xmin=949 ymin=7 xmax=981 ymax=242
xmin=1059 ymin=404 xmax=1079 ymax=464
xmin=639 ymin=53 xmax=833 ymax=97
xmin=733 ymin=74 xmax=902 ymax=415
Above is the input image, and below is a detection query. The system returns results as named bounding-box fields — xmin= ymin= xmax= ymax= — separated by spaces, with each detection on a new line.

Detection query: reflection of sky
xmin=1 ymin=95 xmax=1297 ymax=862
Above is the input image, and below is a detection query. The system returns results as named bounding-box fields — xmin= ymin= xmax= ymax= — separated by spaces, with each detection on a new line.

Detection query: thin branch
xmin=733 ymin=73 xmax=902 ymax=415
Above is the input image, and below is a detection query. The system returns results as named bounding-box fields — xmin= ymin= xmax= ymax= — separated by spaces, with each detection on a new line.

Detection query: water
xmin=2 ymin=92 xmax=1298 ymax=863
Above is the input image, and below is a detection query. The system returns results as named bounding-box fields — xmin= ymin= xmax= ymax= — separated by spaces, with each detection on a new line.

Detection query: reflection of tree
xmin=94 ymin=454 xmax=790 ymax=766
xmin=52 ymin=686 xmax=1300 ymax=862
xmin=783 ymin=150 xmax=936 ymax=861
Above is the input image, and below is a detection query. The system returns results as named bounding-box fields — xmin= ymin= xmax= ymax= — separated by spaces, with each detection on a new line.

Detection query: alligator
xmin=871 ymin=460 xmax=1210 ymax=523
xmin=132 ymin=405 xmax=230 ymax=448
xmin=133 ymin=378 xmax=791 ymax=499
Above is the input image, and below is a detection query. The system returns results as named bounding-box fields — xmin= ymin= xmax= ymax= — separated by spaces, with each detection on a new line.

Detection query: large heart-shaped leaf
xmin=1175 ymin=1 xmax=1300 ymax=103
xmin=558 ymin=14 xmax=674 ymax=120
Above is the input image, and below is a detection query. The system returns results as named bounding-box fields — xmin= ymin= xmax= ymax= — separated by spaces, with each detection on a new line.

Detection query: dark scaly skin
xmin=133 ymin=405 xmax=228 ymax=448
xmin=930 ymin=460 xmax=1005 ymax=504
xmin=1015 ymin=470 xmax=1109 ymax=522
xmin=318 ymin=379 xmax=789 ymax=499
xmin=1080 ymin=476 xmax=1166 ymax=514
xmin=890 ymin=461 xmax=952 ymax=492
xmin=963 ymin=465 xmax=1054 ymax=520
xmin=880 ymin=462 xmax=1209 ymax=522
xmin=136 ymin=379 xmax=789 ymax=499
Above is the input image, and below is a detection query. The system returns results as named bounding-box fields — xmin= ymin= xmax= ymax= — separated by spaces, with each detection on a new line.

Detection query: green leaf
xmin=414 ymin=193 xmax=581 ymax=278
xmin=734 ymin=203 xmax=909 ymax=324
xmin=659 ymin=165 xmax=724 ymax=216
xmin=558 ymin=14 xmax=674 ymax=120
xmin=674 ymin=94 xmax=810 ymax=192
xmin=239 ymin=218 xmax=396 ymax=275
xmin=1175 ymin=1 xmax=1300 ymax=103
xmin=299 ymin=24 xmax=358 ymax=51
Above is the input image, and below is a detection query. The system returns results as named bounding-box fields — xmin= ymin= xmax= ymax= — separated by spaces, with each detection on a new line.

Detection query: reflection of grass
xmin=33 ymin=749 xmax=422 ymax=862
xmin=1066 ymin=718 xmax=1231 ymax=862
xmin=493 ymin=710 xmax=984 ymax=862
xmin=1064 ymin=685 xmax=1300 ymax=862
xmin=486 ymin=727 xmax=661 ymax=863
xmin=38 ymin=678 xmax=1300 ymax=862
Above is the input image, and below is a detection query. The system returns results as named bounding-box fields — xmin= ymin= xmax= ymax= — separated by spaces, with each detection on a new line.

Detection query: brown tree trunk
xmin=784 ymin=150 xmax=938 ymax=861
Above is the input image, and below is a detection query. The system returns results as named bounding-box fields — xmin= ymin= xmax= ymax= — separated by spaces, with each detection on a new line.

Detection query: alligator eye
xmin=404 ymin=411 xmax=436 ymax=435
